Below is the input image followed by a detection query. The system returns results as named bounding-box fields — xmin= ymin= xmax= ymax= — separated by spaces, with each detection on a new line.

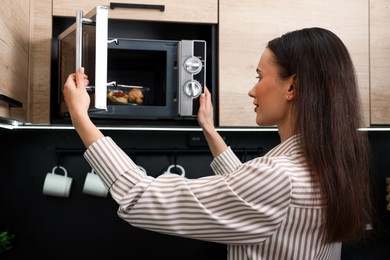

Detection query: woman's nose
xmin=248 ymin=85 xmax=255 ymax=98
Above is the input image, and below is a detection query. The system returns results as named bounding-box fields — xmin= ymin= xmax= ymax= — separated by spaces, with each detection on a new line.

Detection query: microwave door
xmin=77 ymin=6 xmax=108 ymax=111
xmin=93 ymin=6 xmax=108 ymax=110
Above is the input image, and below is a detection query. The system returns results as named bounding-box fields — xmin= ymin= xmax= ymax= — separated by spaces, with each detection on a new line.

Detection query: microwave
xmin=57 ymin=6 xmax=207 ymax=122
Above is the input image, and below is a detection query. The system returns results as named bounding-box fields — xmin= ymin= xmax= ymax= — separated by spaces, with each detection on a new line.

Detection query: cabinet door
xmin=0 ymin=0 xmax=30 ymax=122
xmin=370 ymin=0 xmax=390 ymax=125
xmin=53 ymin=0 xmax=218 ymax=24
xmin=219 ymin=0 xmax=369 ymax=127
xmin=28 ymin=0 xmax=52 ymax=124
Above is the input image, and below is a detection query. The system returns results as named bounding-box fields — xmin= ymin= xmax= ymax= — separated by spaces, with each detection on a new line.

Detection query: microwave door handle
xmin=75 ymin=10 xmax=83 ymax=70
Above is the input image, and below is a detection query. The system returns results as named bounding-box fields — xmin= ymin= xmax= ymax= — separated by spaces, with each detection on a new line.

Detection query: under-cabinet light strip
xmin=2 ymin=122 xmax=390 ymax=132
xmin=0 ymin=124 xmax=274 ymax=131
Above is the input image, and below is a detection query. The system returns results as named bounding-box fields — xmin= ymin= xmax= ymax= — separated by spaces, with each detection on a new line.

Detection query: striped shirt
xmin=84 ymin=135 xmax=341 ymax=260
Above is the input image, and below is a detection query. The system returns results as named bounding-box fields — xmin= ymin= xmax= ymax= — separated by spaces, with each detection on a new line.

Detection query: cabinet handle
xmin=110 ymin=2 xmax=165 ymax=12
xmin=0 ymin=94 xmax=22 ymax=107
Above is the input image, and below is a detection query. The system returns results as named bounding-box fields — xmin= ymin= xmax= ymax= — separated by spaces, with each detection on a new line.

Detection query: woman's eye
xmin=256 ymin=75 xmax=262 ymax=81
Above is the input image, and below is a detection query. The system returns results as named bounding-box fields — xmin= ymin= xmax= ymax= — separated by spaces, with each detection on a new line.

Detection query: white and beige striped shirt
xmin=84 ymin=135 xmax=341 ymax=259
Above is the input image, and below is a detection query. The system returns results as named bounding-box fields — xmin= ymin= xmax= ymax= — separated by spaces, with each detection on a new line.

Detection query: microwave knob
xmin=183 ymin=80 xmax=202 ymax=98
xmin=184 ymin=56 xmax=202 ymax=74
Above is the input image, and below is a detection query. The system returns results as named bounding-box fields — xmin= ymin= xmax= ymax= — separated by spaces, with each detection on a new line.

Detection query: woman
xmin=63 ymin=27 xmax=372 ymax=259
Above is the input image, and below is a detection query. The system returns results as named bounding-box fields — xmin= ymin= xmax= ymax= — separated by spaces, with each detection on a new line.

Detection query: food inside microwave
xmin=107 ymin=85 xmax=145 ymax=105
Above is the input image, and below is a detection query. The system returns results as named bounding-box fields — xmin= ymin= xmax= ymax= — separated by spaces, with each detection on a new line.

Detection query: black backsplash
xmin=0 ymin=128 xmax=389 ymax=259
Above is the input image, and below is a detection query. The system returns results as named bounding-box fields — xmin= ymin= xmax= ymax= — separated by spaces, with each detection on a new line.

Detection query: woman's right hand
xmin=197 ymin=86 xmax=215 ymax=132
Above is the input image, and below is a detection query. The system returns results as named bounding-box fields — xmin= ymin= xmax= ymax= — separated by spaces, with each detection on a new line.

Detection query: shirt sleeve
xmin=84 ymin=136 xmax=292 ymax=245
xmin=84 ymin=136 xmax=154 ymax=204
xmin=210 ymin=146 xmax=242 ymax=175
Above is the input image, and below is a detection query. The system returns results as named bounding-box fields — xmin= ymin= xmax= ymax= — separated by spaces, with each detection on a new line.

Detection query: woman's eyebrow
xmin=256 ymin=68 xmax=261 ymax=74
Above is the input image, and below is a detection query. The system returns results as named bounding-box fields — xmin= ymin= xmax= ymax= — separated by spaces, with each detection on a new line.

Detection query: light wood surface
xmin=370 ymin=0 xmax=390 ymax=125
xmin=0 ymin=0 xmax=30 ymax=121
xmin=53 ymin=0 xmax=218 ymax=24
xmin=219 ymin=0 xmax=370 ymax=127
xmin=28 ymin=0 xmax=52 ymax=124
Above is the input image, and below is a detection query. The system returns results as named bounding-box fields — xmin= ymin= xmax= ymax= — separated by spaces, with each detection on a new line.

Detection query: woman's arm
xmin=62 ymin=67 xmax=104 ymax=148
xmin=197 ymin=87 xmax=228 ymax=157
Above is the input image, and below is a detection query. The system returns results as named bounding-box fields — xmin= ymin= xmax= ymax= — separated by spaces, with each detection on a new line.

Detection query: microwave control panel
xmin=178 ymin=40 xmax=206 ymax=117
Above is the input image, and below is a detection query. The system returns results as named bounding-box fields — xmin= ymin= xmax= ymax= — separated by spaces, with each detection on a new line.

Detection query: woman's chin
xmin=256 ymin=118 xmax=274 ymax=127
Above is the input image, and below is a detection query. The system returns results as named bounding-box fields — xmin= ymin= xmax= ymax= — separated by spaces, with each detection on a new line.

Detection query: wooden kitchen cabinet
xmin=52 ymin=0 xmax=218 ymax=24
xmin=218 ymin=0 xmax=370 ymax=127
xmin=5 ymin=0 xmax=387 ymax=127
xmin=0 ymin=0 xmax=52 ymax=124
xmin=370 ymin=0 xmax=390 ymax=125
xmin=0 ymin=0 xmax=30 ymax=122
xmin=29 ymin=0 xmax=52 ymax=124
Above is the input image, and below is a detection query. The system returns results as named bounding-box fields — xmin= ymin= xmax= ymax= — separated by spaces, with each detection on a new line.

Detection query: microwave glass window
xmin=83 ymin=24 xmax=97 ymax=88
xmin=59 ymin=23 xmax=97 ymax=90
xmin=59 ymin=32 xmax=76 ymax=92
xmin=107 ymin=49 xmax=167 ymax=107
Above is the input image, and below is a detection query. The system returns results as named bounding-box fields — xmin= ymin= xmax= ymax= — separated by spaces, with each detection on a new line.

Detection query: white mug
xmin=82 ymin=169 xmax=108 ymax=198
xmin=43 ymin=166 xmax=73 ymax=198
xmin=163 ymin=164 xmax=186 ymax=177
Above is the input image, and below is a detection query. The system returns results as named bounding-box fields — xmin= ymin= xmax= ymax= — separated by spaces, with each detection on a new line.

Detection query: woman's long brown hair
xmin=267 ymin=27 xmax=373 ymax=243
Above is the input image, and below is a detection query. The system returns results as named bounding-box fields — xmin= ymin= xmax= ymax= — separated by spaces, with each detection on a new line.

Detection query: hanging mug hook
xmin=163 ymin=164 xmax=186 ymax=178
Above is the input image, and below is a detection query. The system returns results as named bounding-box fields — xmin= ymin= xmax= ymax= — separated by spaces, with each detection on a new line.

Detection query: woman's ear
xmin=286 ymin=74 xmax=296 ymax=101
